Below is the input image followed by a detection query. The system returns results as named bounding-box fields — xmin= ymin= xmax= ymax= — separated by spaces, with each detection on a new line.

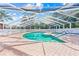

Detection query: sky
xmin=11 ymin=3 xmax=64 ymax=9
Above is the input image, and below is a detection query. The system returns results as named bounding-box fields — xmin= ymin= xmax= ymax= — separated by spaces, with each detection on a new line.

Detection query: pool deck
xmin=0 ymin=33 xmax=79 ymax=56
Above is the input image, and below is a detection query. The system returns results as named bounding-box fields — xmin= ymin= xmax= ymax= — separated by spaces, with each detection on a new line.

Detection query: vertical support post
xmin=63 ymin=24 xmax=65 ymax=29
xmin=59 ymin=25 xmax=60 ymax=29
xmin=56 ymin=25 xmax=57 ymax=29
xmin=3 ymin=23 xmax=4 ymax=30
xmin=49 ymin=25 xmax=51 ymax=29
xmin=70 ymin=23 xmax=72 ymax=29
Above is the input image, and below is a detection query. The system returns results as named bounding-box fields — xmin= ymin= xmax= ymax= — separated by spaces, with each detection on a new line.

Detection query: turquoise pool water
xmin=23 ymin=32 xmax=65 ymax=43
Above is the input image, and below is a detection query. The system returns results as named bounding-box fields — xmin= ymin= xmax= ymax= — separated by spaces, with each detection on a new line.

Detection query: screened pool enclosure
xmin=0 ymin=3 xmax=79 ymax=35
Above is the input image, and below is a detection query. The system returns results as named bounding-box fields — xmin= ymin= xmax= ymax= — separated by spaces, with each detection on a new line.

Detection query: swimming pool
xmin=23 ymin=32 xmax=65 ymax=43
